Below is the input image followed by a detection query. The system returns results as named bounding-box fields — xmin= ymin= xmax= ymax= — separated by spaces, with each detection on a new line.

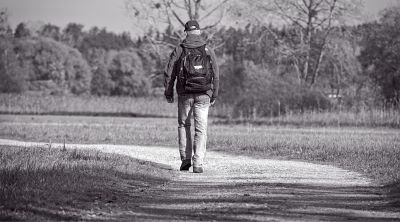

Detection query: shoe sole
xmin=193 ymin=167 xmax=203 ymax=173
xmin=180 ymin=164 xmax=191 ymax=171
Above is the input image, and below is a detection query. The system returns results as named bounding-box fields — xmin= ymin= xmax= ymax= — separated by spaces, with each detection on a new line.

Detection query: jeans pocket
xmin=197 ymin=94 xmax=211 ymax=105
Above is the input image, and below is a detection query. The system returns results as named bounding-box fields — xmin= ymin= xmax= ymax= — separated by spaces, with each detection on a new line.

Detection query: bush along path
xmin=1 ymin=139 xmax=399 ymax=221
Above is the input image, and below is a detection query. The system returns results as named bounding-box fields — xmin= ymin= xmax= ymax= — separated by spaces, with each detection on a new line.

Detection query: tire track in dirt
xmin=1 ymin=139 xmax=399 ymax=221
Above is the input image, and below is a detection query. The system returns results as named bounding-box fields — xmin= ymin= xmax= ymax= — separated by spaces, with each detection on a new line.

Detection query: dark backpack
xmin=178 ymin=45 xmax=212 ymax=93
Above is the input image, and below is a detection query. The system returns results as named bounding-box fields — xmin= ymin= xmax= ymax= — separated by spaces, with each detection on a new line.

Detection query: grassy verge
xmin=0 ymin=145 xmax=176 ymax=221
xmin=2 ymin=93 xmax=400 ymax=128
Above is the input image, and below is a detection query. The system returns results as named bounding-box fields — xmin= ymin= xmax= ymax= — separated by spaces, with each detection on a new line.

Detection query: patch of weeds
xmin=67 ymin=149 xmax=109 ymax=161
xmin=0 ymin=146 xmax=176 ymax=221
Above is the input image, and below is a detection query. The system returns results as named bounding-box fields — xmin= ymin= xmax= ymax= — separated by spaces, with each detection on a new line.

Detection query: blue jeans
xmin=178 ymin=94 xmax=210 ymax=167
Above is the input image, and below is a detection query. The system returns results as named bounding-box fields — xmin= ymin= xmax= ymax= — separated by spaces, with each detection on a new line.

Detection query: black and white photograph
xmin=0 ymin=0 xmax=399 ymax=221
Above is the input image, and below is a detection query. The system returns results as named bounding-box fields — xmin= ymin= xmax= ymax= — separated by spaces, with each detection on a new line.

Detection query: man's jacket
xmin=164 ymin=34 xmax=219 ymax=99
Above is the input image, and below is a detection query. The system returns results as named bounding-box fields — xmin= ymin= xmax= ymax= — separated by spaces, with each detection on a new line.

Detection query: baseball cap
xmin=184 ymin=20 xmax=200 ymax=31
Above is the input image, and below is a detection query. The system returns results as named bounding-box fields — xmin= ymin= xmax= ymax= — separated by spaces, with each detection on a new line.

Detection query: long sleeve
xmin=208 ymin=47 xmax=220 ymax=98
xmin=164 ymin=46 xmax=181 ymax=97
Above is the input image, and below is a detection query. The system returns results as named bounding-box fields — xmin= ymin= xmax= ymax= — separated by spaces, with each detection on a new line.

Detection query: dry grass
xmin=1 ymin=93 xmax=400 ymax=127
xmin=208 ymin=125 xmax=400 ymax=184
xmin=0 ymin=93 xmax=176 ymax=117
xmin=0 ymin=145 xmax=176 ymax=221
xmin=223 ymin=108 xmax=400 ymax=128
xmin=1 ymin=115 xmax=399 ymax=185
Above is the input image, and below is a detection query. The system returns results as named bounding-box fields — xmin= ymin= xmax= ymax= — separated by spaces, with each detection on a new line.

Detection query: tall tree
xmin=0 ymin=9 xmax=12 ymax=37
xmin=247 ymin=0 xmax=362 ymax=87
xmin=320 ymin=28 xmax=361 ymax=97
xmin=62 ymin=23 xmax=85 ymax=48
xmin=126 ymin=0 xmax=233 ymax=46
xmin=0 ymin=10 xmax=26 ymax=92
xmin=359 ymin=7 xmax=400 ymax=106
xmin=126 ymin=0 xmax=234 ymax=90
xmin=40 ymin=23 xmax=61 ymax=41
xmin=14 ymin=22 xmax=31 ymax=38
xmin=0 ymin=39 xmax=26 ymax=93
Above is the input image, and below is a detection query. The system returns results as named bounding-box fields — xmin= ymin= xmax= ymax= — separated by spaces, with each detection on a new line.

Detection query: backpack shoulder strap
xmin=204 ymin=45 xmax=212 ymax=64
xmin=177 ymin=45 xmax=190 ymax=79
xmin=179 ymin=44 xmax=186 ymax=58
xmin=198 ymin=44 xmax=207 ymax=57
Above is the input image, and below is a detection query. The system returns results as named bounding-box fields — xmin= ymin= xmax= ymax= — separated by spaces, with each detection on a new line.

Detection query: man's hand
xmin=210 ymin=97 xmax=216 ymax=106
xmin=166 ymin=95 xmax=174 ymax=103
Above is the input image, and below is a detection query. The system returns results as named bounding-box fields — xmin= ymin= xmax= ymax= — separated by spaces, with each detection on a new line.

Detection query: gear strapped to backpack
xmin=178 ymin=45 xmax=212 ymax=93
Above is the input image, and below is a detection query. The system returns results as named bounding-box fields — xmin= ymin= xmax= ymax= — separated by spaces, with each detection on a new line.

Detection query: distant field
xmin=0 ymin=145 xmax=176 ymax=221
xmin=222 ymin=108 xmax=400 ymax=128
xmin=0 ymin=93 xmax=230 ymax=119
xmin=1 ymin=114 xmax=399 ymax=186
xmin=0 ymin=93 xmax=177 ymax=117
xmin=1 ymin=93 xmax=399 ymax=128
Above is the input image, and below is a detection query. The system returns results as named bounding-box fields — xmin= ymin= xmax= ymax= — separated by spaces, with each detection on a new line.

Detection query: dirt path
xmin=1 ymin=139 xmax=399 ymax=221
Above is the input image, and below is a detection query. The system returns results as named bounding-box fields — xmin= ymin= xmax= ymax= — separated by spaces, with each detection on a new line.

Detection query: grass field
xmin=0 ymin=145 xmax=176 ymax=221
xmin=224 ymin=108 xmax=400 ymax=128
xmin=1 ymin=114 xmax=399 ymax=186
xmin=1 ymin=114 xmax=400 ymax=219
xmin=0 ymin=93 xmax=177 ymax=117
xmin=1 ymin=93 xmax=400 ymax=128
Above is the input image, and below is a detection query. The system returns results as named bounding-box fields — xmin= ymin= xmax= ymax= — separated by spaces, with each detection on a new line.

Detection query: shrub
xmin=220 ymin=60 xmax=332 ymax=118
xmin=14 ymin=37 xmax=92 ymax=95
xmin=219 ymin=57 xmax=247 ymax=105
xmin=64 ymin=47 xmax=92 ymax=94
xmin=90 ymin=63 xmax=113 ymax=96
xmin=107 ymin=50 xmax=151 ymax=96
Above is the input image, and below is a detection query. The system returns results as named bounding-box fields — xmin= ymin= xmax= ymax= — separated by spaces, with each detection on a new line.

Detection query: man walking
xmin=164 ymin=20 xmax=219 ymax=173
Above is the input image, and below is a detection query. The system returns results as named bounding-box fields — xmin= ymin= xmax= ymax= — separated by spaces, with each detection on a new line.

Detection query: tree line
xmin=0 ymin=15 xmax=155 ymax=97
xmin=0 ymin=3 xmax=399 ymax=117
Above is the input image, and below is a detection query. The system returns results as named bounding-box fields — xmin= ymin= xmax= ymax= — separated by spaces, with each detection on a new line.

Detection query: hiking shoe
xmin=193 ymin=166 xmax=203 ymax=173
xmin=180 ymin=160 xmax=192 ymax=171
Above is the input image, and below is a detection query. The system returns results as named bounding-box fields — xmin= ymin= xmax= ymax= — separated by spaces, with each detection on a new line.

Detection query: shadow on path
xmin=1 ymin=139 xmax=399 ymax=221
xmin=119 ymin=177 xmax=400 ymax=221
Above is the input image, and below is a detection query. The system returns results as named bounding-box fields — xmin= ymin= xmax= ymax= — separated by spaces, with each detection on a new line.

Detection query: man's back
xmin=164 ymin=33 xmax=219 ymax=101
xmin=163 ymin=20 xmax=220 ymax=173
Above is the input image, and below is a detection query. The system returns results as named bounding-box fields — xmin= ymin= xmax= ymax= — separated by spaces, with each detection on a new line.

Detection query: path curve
xmin=1 ymin=139 xmax=398 ymax=221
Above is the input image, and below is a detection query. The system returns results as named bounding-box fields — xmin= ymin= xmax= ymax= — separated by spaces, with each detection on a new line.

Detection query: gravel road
xmin=1 ymin=139 xmax=399 ymax=221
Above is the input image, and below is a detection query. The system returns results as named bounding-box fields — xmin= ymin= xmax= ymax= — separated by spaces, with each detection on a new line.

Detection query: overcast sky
xmin=1 ymin=0 xmax=399 ymax=36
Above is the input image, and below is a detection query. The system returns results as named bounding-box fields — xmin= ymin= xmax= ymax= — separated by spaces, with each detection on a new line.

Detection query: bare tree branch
xmin=202 ymin=9 xmax=225 ymax=30
xmin=199 ymin=0 xmax=229 ymax=21
xmin=172 ymin=9 xmax=186 ymax=26
xmin=273 ymin=0 xmax=307 ymax=29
